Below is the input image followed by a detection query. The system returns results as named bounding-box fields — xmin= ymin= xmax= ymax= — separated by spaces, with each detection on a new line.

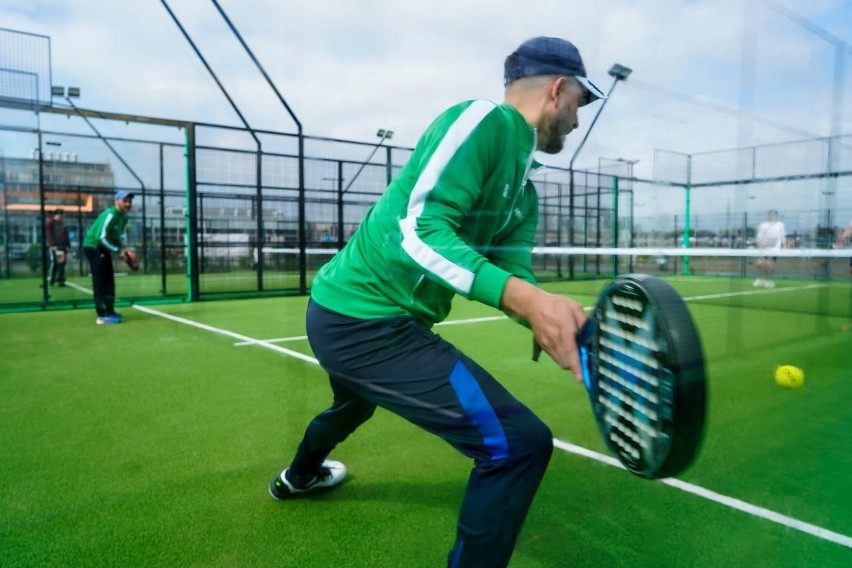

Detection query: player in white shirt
xmin=754 ymin=209 xmax=785 ymax=287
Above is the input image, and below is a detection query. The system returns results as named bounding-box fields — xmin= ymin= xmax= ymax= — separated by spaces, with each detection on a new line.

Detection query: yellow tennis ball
xmin=774 ymin=365 xmax=804 ymax=389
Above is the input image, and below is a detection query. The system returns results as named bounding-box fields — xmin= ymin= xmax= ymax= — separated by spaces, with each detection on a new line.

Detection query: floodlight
xmin=67 ymin=87 xmax=81 ymax=98
xmin=377 ymin=129 xmax=394 ymax=139
xmin=565 ymin=61 xmax=632 ymax=278
xmin=51 ymin=86 xmax=65 ymax=97
xmin=608 ymin=63 xmax=633 ymax=81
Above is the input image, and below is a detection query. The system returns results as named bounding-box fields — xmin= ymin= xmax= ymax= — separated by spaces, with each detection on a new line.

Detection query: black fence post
xmin=186 ymin=124 xmax=200 ymax=302
xmin=337 ymin=161 xmax=344 ymax=252
xmin=37 ymin=128 xmax=49 ymax=305
xmin=159 ymin=143 xmax=167 ymax=296
xmin=256 ymin=150 xmax=264 ymax=292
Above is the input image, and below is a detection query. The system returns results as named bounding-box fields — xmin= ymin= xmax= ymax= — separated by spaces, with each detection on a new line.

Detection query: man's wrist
xmin=500 ymin=276 xmax=540 ymax=320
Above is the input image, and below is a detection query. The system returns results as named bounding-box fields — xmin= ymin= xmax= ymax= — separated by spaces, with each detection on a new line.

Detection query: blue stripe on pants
xmin=448 ymin=359 xmax=508 ymax=460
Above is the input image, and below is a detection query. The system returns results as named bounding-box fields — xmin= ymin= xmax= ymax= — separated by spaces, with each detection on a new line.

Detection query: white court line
xmin=131 ymin=304 xmax=319 ymax=365
xmin=64 ymin=281 xmax=318 ymax=364
xmin=232 ymin=316 xmax=507 ymax=346
xmin=436 ymin=315 xmax=508 ymax=326
xmin=686 ymin=283 xmax=828 ymax=301
xmin=126 ymin=298 xmax=852 ymax=550
xmin=552 ymin=440 xmax=851 ymax=549
xmin=66 ymin=280 xmax=852 ymax=549
xmin=64 ymin=281 xmax=93 ymax=294
xmin=234 ymin=335 xmax=307 ymax=346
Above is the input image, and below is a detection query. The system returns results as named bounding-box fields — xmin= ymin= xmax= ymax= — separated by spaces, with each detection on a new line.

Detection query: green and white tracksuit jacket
xmin=311 ymin=99 xmax=542 ymax=326
xmin=83 ymin=206 xmax=129 ymax=253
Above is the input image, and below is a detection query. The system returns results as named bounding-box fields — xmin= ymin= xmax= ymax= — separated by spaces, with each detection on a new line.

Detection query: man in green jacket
xmin=83 ymin=190 xmax=134 ymax=324
xmin=270 ymin=37 xmax=605 ymax=567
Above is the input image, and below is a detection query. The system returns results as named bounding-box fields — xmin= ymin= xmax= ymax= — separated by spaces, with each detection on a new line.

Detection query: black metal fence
xmin=0 ymin=101 xmax=423 ymax=310
xmin=3 ymin=97 xmax=850 ymax=313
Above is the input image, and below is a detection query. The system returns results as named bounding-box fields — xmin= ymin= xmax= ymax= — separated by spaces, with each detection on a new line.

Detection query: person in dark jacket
xmin=46 ymin=208 xmax=71 ymax=287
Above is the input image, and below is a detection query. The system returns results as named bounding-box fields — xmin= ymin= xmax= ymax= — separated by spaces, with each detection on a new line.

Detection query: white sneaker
xmin=765 ymin=280 xmax=775 ymax=288
xmin=269 ymin=460 xmax=347 ymax=499
xmin=753 ymin=279 xmax=763 ymax=287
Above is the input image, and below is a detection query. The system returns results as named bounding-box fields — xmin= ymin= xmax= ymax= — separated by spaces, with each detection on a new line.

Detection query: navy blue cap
xmin=114 ymin=190 xmax=135 ymax=200
xmin=504 ymin=37 xmax=606 ymax=105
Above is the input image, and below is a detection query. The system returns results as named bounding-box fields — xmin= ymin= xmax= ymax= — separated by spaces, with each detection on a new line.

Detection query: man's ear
xmin=548 ymin=76 xmax=568 ymax=105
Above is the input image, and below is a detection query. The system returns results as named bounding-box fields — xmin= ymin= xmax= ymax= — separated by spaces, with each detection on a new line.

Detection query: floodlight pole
xmin=161 ymin=1 xmax=259 ymax=146
xmin=160 ymin=0 xmax=267 ymax=290
xmin=565 ymin=63 xmax=631 ymax=279
xmin=209 ymin=0 xmax=310 ymax=293
xmin=342 ymin=129 xmax=394 ymax=194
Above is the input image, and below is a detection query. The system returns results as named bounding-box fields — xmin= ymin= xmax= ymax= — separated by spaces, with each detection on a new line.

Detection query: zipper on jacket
xmin=495 ymin=128 xmax=537 ymax=235
xmin=409 ymin=273 xmax=426 ymax=306
xmin=521 ymin=128 xmax=537 ymax=188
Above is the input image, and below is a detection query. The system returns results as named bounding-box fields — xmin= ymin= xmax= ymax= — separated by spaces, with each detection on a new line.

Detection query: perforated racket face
xmin=581 ymin=274 xmax=706 ymax=479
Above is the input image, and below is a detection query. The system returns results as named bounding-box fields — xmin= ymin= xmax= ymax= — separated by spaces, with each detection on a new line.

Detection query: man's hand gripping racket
xmin=534 ymin=274 xmax=707 ymax=479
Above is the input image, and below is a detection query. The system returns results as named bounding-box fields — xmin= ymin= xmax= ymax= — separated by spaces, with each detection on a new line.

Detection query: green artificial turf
xmin=1 ymin=278 xmax=851 ymax=567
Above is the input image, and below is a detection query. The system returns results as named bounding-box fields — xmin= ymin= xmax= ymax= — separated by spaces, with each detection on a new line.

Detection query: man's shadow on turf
xmin=304 ymin=475 xmax=465 ymax=512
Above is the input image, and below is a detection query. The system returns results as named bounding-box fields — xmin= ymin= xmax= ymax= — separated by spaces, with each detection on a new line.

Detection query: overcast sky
xmin=2 ymin=0 xmax=851 ymax=221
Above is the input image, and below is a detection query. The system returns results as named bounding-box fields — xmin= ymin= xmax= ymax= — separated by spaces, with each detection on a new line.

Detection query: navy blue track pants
xmin=292 ymin=300 xmax=553 ymax=568
xmin=83 ymin=246 xmax=115 ymax=317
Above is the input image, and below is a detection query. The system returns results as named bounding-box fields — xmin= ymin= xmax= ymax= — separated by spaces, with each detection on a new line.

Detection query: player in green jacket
xmin=311 ymin=98 xmax=541 ymax=324
xmin=83 ymin=190 xmax=134 ymax=324
xmin=270 ymin=37 xmax=606 ymax=568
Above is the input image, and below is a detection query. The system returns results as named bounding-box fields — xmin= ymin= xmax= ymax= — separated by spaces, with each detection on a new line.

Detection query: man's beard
xmin=538 ymin=112 xmax=574 ymax=155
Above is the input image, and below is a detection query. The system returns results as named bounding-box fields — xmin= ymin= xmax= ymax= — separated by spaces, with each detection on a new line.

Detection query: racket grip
xmin=532 ymin=339 xmax=542 ymax=362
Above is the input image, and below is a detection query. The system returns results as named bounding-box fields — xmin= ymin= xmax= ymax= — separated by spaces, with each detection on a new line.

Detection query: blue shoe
xmin=110 ymin=312 xmax=123 ymax=321
xmin=96 ymin=315 xmax=121 ymax=325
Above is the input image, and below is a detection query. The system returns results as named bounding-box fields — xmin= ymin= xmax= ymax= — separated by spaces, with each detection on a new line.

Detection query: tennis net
xmin=532 ymin=246 xmax=852 ymax=356
xmin=255 ymin=245 xmax=849 ymax=356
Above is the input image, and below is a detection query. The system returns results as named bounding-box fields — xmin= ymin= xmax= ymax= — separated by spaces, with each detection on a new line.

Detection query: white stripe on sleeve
xmin=399 ymin=100 xmax=495 ymax=294
xmin=99 ymin=212 xmax=117 ymax=251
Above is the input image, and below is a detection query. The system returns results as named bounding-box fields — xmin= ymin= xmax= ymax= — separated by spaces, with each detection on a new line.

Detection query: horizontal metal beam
xmin=0 ymin=96 xmax=190 ymax=128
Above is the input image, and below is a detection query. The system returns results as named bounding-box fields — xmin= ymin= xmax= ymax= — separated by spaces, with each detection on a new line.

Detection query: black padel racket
xmin=535 ymin=274 xmax=707 ymax=479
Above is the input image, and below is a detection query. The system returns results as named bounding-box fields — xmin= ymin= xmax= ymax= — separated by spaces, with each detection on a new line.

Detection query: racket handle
xmin=532 ymin=339 xmax=542 ymax=362
xmin=579 ymin=346 xmax=591 ymax=391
